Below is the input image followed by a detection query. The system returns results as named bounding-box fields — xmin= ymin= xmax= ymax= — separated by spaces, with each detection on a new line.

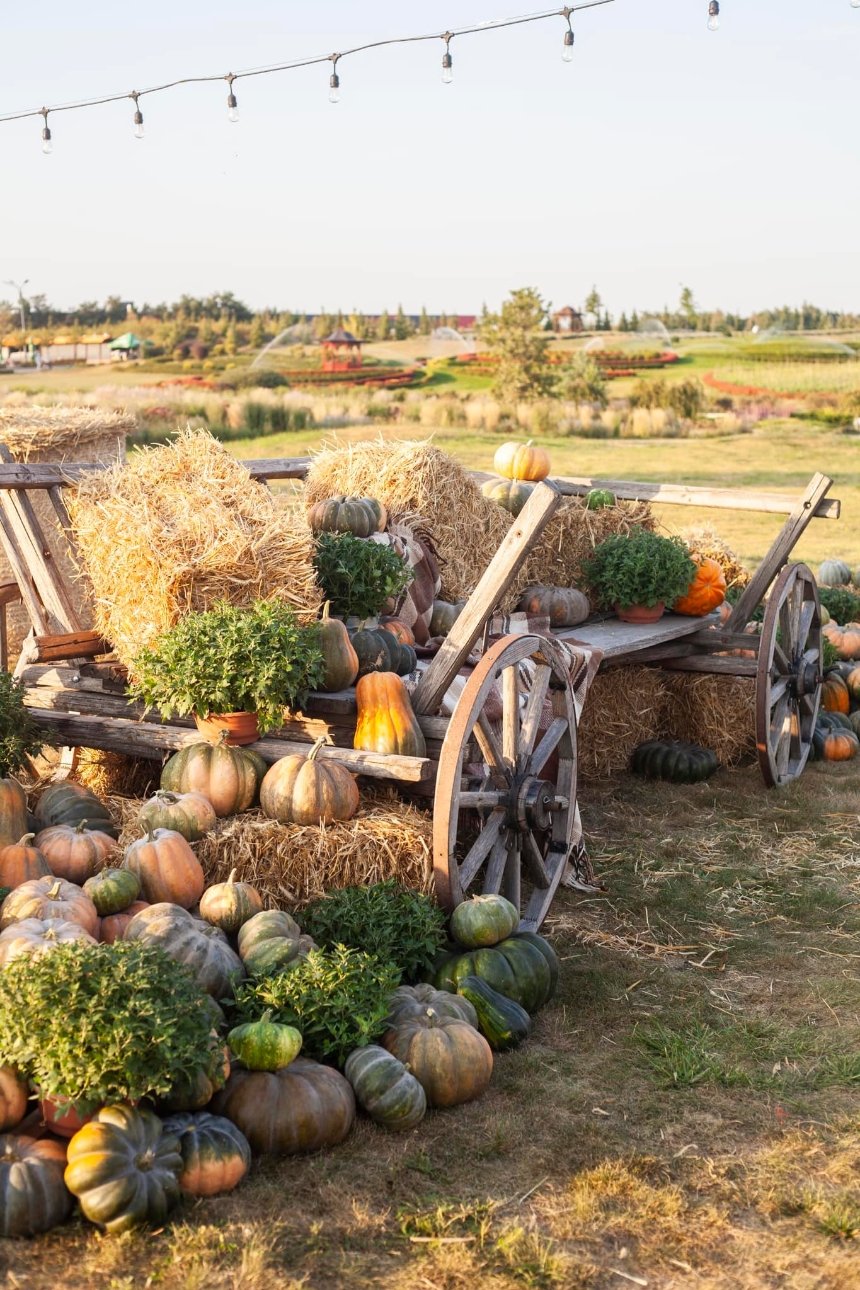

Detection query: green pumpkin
xmin=386 ymin=983 xmax=478 ymax=1030
xmin=237 ymin=909 xmax=303 ymax=977
xmin=435 ymin=937 xmax=551 ymax=1013
xmin=344 ymin=1044 xmax=427 ymax=1131
xmin=630 ymin=740 xmax=718 ymax=784
xmin=819 ymin=559 xmax=852 ymax=588
xmin=228 ymin=1011 xmax=303 ymax=1071
xmin=350 ymin=626 xmax=400 ymax=678
xmin=34 ymin=782 xmax=117 ymax=838
xmin=481 ymin=477 xmax=535 ymax=517
xmin=510 ymin=931 xmax=559 ymax=1001
xmin=456 ymin=975 xmax=531 ymax=1051
xmin=308 ymin=496 xmax=387 ymax=538
xmin=585 ymin=488 xmax=616 ymax=511
xmin=429 ymin=600 xmax=465 ymax=639
xmin=64 ymin=1105 xmax=182 ymax=1233
xmin=450 ymin=894 xmax=519 ymax=949
xmin=83 ymin=867 xmax=141 ymax=916
xmin=160 ymin=1111 xmax=251 ymax=1197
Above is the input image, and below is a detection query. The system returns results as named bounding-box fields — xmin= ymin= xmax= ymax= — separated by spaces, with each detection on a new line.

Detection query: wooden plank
xmin=18 ymin=662 xmax=128 ymax=692
xmin=555 ymin=611 xmax=719 ymax=660
xmin=32 ymin=630 xmax=112 ymax=663
xmin=26 ymin=709 xmax=433 ymax=781
xmin=726 ymin=473 xmax=834 ymax=630
xmin=658 ymin=655 xmax=759 ymax=677
xmin=0 ymin=495 xmax=81 ymax=631
xmin=0 ymin=506 xmax=50 ymax=634
xmin=413 ymin=481 xmax=563 ymax=715
xmin=0 ymin=457 xmax=312 ymax=491
xmin=470 ymin=470 xmax=840 ymax=520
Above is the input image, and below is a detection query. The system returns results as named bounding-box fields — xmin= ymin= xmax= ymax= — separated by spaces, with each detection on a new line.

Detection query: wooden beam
xmin=0 ymin=457 xmax=312 ymax=491
xmin=657 ymin=655 xmax=759 ymax=677
xmin=726 ymin=473 xmax=834 ymax=631
xmin=31 ymin=630 xmax=112 ymax=663
xmin=412 ymin=481 xmax=563 ymax=715
xmin=0 ymin=506 xmax=50 ymax=634
xmin=470 ymin=470 xmax=840 ymax=520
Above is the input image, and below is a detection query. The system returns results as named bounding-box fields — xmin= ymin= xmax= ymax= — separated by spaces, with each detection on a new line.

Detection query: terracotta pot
xmin=39 ymin=1097 xmax=95 ymax=1138
xmin=195 ymin=711 xmax=260 ymax=746
xmin=615 ymin=602 xmax=665 ymax=625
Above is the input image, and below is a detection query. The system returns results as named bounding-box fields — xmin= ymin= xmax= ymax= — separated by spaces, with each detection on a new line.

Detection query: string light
xmin=226 ymin=74 xmax=239 ymax=123
xmin=708 ymin=1 xmax=720 ymax=31
xmin=562 ymin=7 xmax=575 ymax=61
xmin=40 ymin=108 xmax=52 ymax=155
xmin=130 ymin=91 xmax=144 ymax=139
xmin=441 ymin=33 xmax=454 ymax=84
xmin=0 ymin=2 xmax=618 ymax=148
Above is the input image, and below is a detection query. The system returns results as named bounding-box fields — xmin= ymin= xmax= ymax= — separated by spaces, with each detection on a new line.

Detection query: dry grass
xmin=72 ymin=749 xmax=159 ymax=800
xmin=67 ymin=429 xmax=321 ymax=667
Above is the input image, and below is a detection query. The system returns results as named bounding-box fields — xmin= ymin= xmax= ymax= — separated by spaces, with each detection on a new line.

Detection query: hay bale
xmin=661 ymin=673 xmax=756 ymax=766
xmin=0 ymin=405 xmax=131 ymax=666
xmin=304 ymin=439 xmax=510 ymax=602
xmin=73 ymin=750 xmax=159 ymax=801
xmin=511 ymin=497 xmax=656 ymax=607
xmin=67 ymin=429 xmax=321 ymax=668
xmin=111 ymin=790 xmax=433 ymax=908
xmin=578 ymin=666 xmax=669 ymax=779
xmin=680 ymin=524 xmax=751 ymax=591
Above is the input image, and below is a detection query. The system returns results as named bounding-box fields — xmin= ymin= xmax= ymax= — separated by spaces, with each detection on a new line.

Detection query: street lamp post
xmin=3 ymin=278 xmax=30 ymax=333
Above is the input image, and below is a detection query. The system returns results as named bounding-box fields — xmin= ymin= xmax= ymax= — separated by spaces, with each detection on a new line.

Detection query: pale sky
xmin=0 ymin=1 xmax=857 ymax=318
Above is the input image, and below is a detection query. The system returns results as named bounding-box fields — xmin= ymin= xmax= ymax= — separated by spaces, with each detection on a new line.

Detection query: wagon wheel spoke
xmin=756 ymin=563 xmax=822 ymax=789
xmin=433 ymin=634 xmax=578 ymax=928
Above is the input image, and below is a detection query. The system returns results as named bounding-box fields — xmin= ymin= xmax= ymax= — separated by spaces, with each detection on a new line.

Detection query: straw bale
xmin=67 ymin=429 xmax=321 ymax=668
xmin=304 ymin=438 xmax=510 ymax=601
xmin=0 ymin=404 xmax=130 ymax=667
xmin=110 ymin=790 xmax=434 ymax=909
xmin=661 ymin=673 xmax=756 ymax=766
xmin=578 ymin=666 xmax=670 ymax=779
xmin=511 ymin=497 xmax=656 ymax=607
xmin=73 ymin=750 xmax=159 ymax=801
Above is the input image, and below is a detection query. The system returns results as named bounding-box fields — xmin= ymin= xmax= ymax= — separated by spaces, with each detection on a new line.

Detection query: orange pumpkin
xmin=0 ymin=877 xmax=99 ymax=935
xmin=0 ymin=779 xmax=29 ymax=849
xmin=122 ymin=829 xmax=205 ymax=909
xmin=821 ymin=730 xmax=859 ymax=762
xmin=259 ymin=739 xmax=359 ymax=826
xmin=354 ymin=673 xmax=427 ymax=758
xmin=0 ymin=1066 xmax=29 ymax=1131
xmin=0 ymin=834 xmax=51 ymax=890
xmin=493 ymin=439 xmax=551 ymax=483
xmin=380 ymin=617 xmax=416 ymax=647
xmin=35 ymin=821 xmax=118 ymax=884
xmin=674 ymin=556 xmax=727 ymax=617
xmin=845 ymin=666 xmax=860 ymax=702
xmin=824 ymin=622 xmax=860 ymax=661
xmin=100 ymin=900 xmax=150 ymax=944
xmin=822 ymin=675 xmax=851 ymax=715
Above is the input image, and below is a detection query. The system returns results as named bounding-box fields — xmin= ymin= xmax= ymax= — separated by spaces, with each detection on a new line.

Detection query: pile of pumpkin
xmin=0 ymin=777 xmax=557 ymax=1239
xmin=813 ymin=664 xmax=860 ymax=762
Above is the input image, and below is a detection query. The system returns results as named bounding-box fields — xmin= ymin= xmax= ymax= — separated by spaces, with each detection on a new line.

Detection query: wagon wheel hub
xmin=794 ymin=659 xmax=822 ymax=698
xmin=510 ymin=775 xmax=558 ymax=833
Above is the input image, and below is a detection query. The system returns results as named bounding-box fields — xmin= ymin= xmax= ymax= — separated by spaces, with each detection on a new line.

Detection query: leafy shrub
xmin=583 ymin=529 xmax=696 ymax=610
xmin=313 ymin=532 xmax=412 ymax=620
xmin=130 ymin=599 xmax=325 ymax=734
xmin=819 ymin=586 xmax=860 ymax=625
xmin=302 ymin=881 xmax=447 ymax=984
xmin=231 ymin=946 xmax=398 ymax=1066
xmin=0 ymin=671 xmax=50 ymax=777
xmin=666 ymin=379 xmax=706 ymax=421
xmin=554 ymin=353 xmax=608 ymax=408
xmin=0 ymin=942 xmax=217 ymax=1113
xmin=219 ymin=368 xmax=290 ymax=390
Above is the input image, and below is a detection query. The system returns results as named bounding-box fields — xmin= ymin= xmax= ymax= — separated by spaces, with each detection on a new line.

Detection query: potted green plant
xmin=0 ymin=941 xmax=220 ymax=1133
xmin=312 ymin=532 xmax=413 ymax=626
xmin=583 ymin=530 xmax=696 ymax=624
xmin=129 ymin=599 xmax=325 ymax=743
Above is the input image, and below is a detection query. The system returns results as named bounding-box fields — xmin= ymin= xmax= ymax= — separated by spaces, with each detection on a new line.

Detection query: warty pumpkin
xmin=160 ymin=735 xmax=266 ymax=817
xmin=450 ymin=894 xmax=520 ymax=949
xmin=354 ymin=673 xmax=427 ymax=758
xmin=674 ymin=555 xmax=727 ymax=617
xmin=228 ymin=1011 xmax=303 ymax=1071
xmin=35 ymin=821 xmax=118 ymax=884
xmin=199 ymin=868 xmax=264 ymax=934
xmin=822 ymin=674 xmax=851 ymax=715
xmin=318 ymin=602 xmax=359 ymax=692
xmin=138 ymin=790 xmax=217 ymax=842
xmin=0 ymin=876 xmax=99 ymax=935
xmin=482 ymin=477 xmax=535 ymax=517
xmin=260 ymin=738 xmax=359 ymax=826
xmin=125 ymin=902 xmax=245 ymax=997
xmin=0 ymin=778 xmax=29 ymax=849
xmin=0 ymin=916 xmax=97 ymax=966
xmin=0 ymin=833 xmax=51 ymax=890
xmin=382 ymin=1009 xmax=493 ymax=1108
xmin=34 ymin=782 xmax=117 ymax=838
xmin=516 ymin=585 xmax=590 ymax=628
xmin=493 ymin=439 xmax=551 ymax=482
xmin=308 ymin=495 xmax=387 ymax=538
xmin=64 ymin=1105 xmax=182 ymax=1233
xmin=83 ymin=867 xmax=141 ymax=917
xmin=0 ymin=1066 xmax=29 ymax=1132
xmin=122 ymin=828 xmax=205 ymax=908
xmin=209 ymin=1058 xmax=355 ymax=1155
xmin=0 ymin=1135 xmax=72 ymax=1238
xmin=160 ymin=1111 xmax=251 ymax=1196
xmin=344 ymin=1045 xmax=427 ymax=1131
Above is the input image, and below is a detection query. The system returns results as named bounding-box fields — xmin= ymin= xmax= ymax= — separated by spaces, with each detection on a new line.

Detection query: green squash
xmin=456 ymin=975 xmax=531 ymax=1051
xmin=350 ymin=626 xmax=406 ymax=679
xmin=510 ymin=931 xmax=559 ymax=1000
xmin=435 ymin=937 xmax=551 ymax=1013
xmin=429 ymin=600 xmax=465 ymax=639
xmin=237 ymin=909 xmax=303 ymax=977
xmin=160 ymin=1111 xmax=251 ymax=1196
xmin=481 ymin=477 xmax=535 ymax=517
xmin=585 ymin=488 xmax=616 ymax=511
xmin=630 ymin=740 xmax=718 ymax=784
xmin=344 ymin=1044 xmax=427 ymax=1131
xmin=450 ymin=894 xmax=519 ymax=949
xmin=308 ymin=495 xmax=387 ymax=538
xmin=83 ymin=867 xmax=141 ymax=916
xmin=34 ymin=782 xmax=117 ymax=839
xmin=228 ymin=1011 xmax=302 ymax=1072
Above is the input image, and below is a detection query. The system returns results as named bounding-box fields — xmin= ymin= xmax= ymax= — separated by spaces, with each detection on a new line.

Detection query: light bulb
xmin=707 ymin=1 xmax=720 ymax=30
xmin=563 ymin=29 xmax=575 ymax=62
xmin=442 ymin=51 xmax=453 ymax=84
xmin=329 ymin=72 xmax=341 ymax=104
xmin=41 ymin=126 xmax=52 ymax=155
xmin=133 ymin=111 xmax=144 ymax=140
xmin=227 ymin=94 xmax=239 ymax=123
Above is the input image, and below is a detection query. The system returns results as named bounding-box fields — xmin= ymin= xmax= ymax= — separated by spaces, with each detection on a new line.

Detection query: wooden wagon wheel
xmin=433 ymin=633 xmax=577 ymax=932
xmin=756 ymin=562 xmax=822 ymax=788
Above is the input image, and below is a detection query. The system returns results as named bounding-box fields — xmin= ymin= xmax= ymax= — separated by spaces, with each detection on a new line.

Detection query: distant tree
xmin=554 ymin=353 xmax=607 ymax=408
xmin=224 ymin=321 xmax=238 ymax=356
xmin=249 ymin=316 xmax=265 ymax=350
xmin=585 ymin=286 xmax=602 ymax=325
xmin=376 ymin=310 xmax=391 ymax=341
xmin=679 ymin=285 xmax=697 ymax=329
xmin=630 ymin=309 xmax=640 ymax=331
xmin=618 ymin=311 xmax=630 ymax=332
xmin=394 ymin=304 xmax=413 ymax=340
xmin=477 ymin=287 xmax=553 ymax=403
xmin=313 ymin=311 xmax=335 ymax=340
xmin=600 ymin=310 xmax=612 ymax=331
xmin=419 ymin=306 xmax=431 ymax=336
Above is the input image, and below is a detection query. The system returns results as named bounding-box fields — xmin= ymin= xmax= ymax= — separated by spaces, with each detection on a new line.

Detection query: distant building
xmin=551 ymin=306 xmax=584 ymax=334
xmin=321 ymin=328 xmax=363 ymax=372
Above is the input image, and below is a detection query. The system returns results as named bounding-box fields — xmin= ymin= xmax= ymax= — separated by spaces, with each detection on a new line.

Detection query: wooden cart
xmin=0 ymin=453 xmax=836 ymax=930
